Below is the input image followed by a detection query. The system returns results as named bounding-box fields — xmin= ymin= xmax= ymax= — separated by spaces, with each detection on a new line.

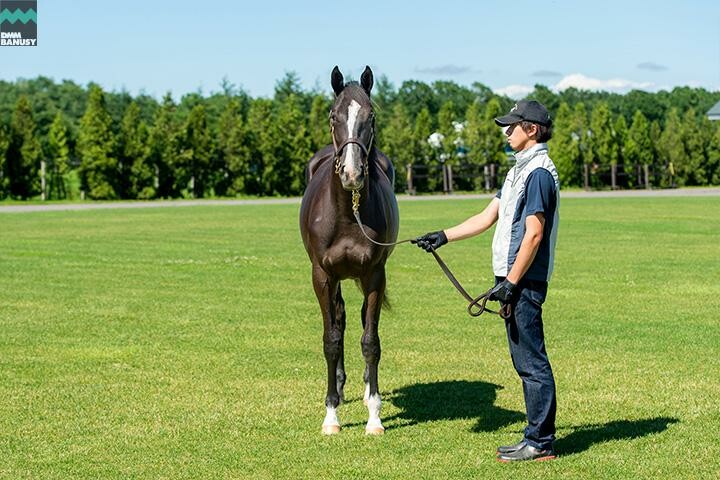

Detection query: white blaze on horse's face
xmin=340 ymin=99 xmax=365 ymax=191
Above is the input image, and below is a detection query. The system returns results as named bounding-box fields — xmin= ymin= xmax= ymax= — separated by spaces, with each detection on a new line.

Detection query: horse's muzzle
xmin=340 ymin=173 xmax=365 ymax=191
xmin=339 ymin=160 xmax=366 ymax=191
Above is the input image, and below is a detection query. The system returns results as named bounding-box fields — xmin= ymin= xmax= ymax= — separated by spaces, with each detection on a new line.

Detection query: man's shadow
xmin=386 ymin=380 xmax=524 ymax=432
xmin=555 ymin=417 xmax=679 ymax=455
xmin=385 ymin=380 xmax=679 ymax=456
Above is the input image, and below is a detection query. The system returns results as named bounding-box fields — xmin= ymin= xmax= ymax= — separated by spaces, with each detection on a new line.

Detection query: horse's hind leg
xmin=335 ymin=284 xmax=347 ymax=403
xmin=312 ymin=265 xmax=342 ymax=435
xmin=361 ymin=267 xmax=386 ymax=435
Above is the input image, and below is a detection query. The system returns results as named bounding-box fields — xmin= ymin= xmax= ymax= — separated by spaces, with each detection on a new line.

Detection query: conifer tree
xmin=148 ymin=94 xmax=183 ymax=197
xmin=78 ymin=85 xmax=118 ymax=199
xmin=411 ymin=107 xmax=433 ymax=192
xmin=7 ymin=96 xmax=42 ymax=199
xmin=550 ymin=102 xmax=582 ymax=187
xmin=573 ymin=102 xmax=591 ymax=168
xmin=462 ymin=101 xmax=483 ymax=167
xmin=373 ymin=75 xmax=398 ymax=145
xmin=217 ymin=98 xmax=250 ymax=196
xmin=657 ymin=108 xmax=686 ymax=187
xmin=119 ymin=102 xmax=152 ymax=199
xmin=437 ymin=100 xmax=456 ymax=162
xmin=613 ymin=114 xmax=628 ymax=186
xmin=0 ymin=124 xmax=9 ymax=197
xmin=268 ymin=94 xmax=311 ymax=195
xmin=181 ymin=103 xmax=213 ymax=197
xmin=589 ymin=102 xmax=617 ymax=169
xmin=649 ymin=120 xmax=662 ymax=165
xmin=381 ymin=103 xmax=414 ymax=191
xmin=308 ymin=94 xmax=331 ymax=152
xmin=682 ymin=109 xmax=706 ymax=185
xmin=625 ymin=110 xmax=653 ymax=186
xmin=246 ymin=98 xmax=274 ymax=195
xmin=706 ymin=121 xmax=720 ymax=185
xmin=47 ymin=111 xmax=70 ymax=199
xmin=481 ymin=98 xmax=507 ymax=166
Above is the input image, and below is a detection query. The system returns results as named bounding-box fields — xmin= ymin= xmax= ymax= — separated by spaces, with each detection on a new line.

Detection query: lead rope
xmin=350 ymin=189 xmax=511 ymax=319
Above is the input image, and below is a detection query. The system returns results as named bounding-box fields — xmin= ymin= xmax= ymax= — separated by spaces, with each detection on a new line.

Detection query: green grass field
xmin=1 ymin=196 xmax=719 ymax=479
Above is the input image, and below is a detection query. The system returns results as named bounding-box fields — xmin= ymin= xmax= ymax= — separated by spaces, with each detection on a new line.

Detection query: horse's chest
xmin=321 ymin=237 xmax=374 ymax=277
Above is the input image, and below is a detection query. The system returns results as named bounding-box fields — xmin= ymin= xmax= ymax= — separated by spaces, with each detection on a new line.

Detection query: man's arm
xmin=445 ymin=197 xmax=500 ymax=242
xmin=505 ymin=212 xmax=545 ymax=284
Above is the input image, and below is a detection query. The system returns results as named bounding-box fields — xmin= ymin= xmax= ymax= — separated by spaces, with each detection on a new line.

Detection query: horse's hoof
xmin=322 ymin=424 xmax=341 ymax=435
xmin=365 ymin=426 xmax=385 ymax=435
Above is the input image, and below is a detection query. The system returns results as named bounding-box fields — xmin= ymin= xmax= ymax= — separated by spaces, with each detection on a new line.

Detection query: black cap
xmin=494 ymin=100 xmax=552 ymax=127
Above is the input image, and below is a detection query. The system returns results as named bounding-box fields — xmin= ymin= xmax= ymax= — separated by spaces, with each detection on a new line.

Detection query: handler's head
xmin=495 ymin=100 xmax=553 ymax=145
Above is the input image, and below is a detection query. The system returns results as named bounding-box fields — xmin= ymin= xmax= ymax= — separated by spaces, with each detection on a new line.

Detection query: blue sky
xmin=2 ymin=0 xmax=719 ymax=99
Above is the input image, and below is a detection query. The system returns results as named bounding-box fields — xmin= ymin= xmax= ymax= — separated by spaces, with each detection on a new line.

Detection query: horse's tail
xmin=353 ymin=279 xmax=392 ymax=310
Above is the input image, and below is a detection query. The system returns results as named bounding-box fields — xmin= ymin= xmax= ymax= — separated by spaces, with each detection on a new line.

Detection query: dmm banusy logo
xmin=0 ymin=0 xmax=37 ymax=46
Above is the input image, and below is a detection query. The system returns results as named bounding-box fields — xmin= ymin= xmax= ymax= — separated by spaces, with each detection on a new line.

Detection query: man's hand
xmin=489 ymin=279 xmax=516 ymax=303
xmin=412 ymin=230 xmax=448 ymax=252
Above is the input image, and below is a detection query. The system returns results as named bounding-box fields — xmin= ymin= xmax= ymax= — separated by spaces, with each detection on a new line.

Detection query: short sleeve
xmin=495 ymin=185 xmax=503 ymax=199
xmin=524 ymin=169 xmax=556 ymax=216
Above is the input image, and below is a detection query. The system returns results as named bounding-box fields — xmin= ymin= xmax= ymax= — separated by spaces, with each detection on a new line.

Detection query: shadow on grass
xmin=556 ymin=417 xmax=679 ymax=456
xmin=385 ymin=380 xmax=525 ymax=432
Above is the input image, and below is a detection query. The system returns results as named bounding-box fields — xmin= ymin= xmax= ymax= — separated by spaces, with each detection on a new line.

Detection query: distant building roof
xmin=708 ymin=100 xmax=720 ymax=120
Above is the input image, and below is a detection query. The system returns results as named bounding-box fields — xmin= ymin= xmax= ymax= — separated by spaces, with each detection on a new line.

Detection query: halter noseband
xmin=331 ymin=123 xmax=374 ymax=175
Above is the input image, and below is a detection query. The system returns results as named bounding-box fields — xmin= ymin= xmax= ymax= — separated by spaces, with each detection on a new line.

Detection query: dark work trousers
xmin=497 ymin=276 xmax=557 ymax=450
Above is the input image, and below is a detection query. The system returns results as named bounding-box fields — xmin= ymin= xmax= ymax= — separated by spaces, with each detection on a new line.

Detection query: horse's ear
xmin=360 ymin=66 xmax=374 ymax=96
xmin=331 ymin=66 xmax=344 ymax=96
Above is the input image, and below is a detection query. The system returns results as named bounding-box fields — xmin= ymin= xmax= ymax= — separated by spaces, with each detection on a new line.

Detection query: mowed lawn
xmin=0 ymin=196 xmax=719 ymax=479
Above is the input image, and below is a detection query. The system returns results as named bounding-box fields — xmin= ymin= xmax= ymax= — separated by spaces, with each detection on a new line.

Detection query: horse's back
xmin=373 ymin=150 xmax=395 ymax=187
xmin=306 ymin=145 xmax=335 ymax=185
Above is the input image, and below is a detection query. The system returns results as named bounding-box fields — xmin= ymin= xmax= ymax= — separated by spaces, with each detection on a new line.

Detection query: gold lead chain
xmin=351 ymin=190 xmax=360 ymax=215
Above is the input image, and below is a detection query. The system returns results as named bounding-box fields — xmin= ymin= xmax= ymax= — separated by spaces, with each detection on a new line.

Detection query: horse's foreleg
xmin=312 ymin=265 xmax=342 ymax=435
xmin=361 ymin=267 xmax=385 ymax=435
xmin=334 ymin=284 xmax=347 ymax=404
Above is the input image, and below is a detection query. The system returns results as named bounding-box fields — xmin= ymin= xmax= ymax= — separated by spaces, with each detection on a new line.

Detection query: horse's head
xmin=330 ymin=65 xmax=375 ymax=191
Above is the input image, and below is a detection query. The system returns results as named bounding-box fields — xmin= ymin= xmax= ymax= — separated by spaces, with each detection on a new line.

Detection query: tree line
xmin=1 ymin=74 xmax=719 ymax=200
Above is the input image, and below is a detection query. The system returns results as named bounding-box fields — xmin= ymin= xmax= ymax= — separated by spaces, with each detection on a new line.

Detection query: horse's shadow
xmin=384 ymin=380 xmax=524 ymax=432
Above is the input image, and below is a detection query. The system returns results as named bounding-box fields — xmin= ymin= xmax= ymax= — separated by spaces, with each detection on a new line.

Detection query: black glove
xmin=412 ymin=230 xmax=448 ymax=252
xmin=488 ymin=279 xmax=516 ymax=304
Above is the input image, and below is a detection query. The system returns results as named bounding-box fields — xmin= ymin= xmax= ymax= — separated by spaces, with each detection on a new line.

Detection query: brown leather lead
xmin=351 ymin=208 xmax=511 ymax=319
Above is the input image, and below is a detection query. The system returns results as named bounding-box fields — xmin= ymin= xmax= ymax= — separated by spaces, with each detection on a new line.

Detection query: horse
xmin=299 ymin=66 xmax=399 ymax=435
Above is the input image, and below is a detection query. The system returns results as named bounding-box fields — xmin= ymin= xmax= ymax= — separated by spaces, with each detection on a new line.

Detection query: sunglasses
xmin=504 ymin=123 xmax=519 ymax=136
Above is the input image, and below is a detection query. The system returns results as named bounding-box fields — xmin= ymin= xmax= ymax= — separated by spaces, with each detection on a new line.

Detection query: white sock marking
xmin=323 ymin=406 xmax=340 ymax=427
xmin=366 ymin=393 xmax=383 ymax=430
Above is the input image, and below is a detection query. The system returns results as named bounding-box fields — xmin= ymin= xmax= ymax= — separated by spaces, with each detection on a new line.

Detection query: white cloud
xmin=493 ymin=84 xmax=533 ymax=99
xmin=637 ymin=62 xmax=668 ymax=72
xmin=414 ymin=65 xmax=476 ymax=75
xmin=494 ymin=73 xmax=670 ymax=99
xmin=553 ymin=73 xmax=654 ymax=93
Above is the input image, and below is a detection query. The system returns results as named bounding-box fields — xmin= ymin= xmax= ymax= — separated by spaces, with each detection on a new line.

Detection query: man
xmin=413 ymin=100 xmax=560 ymax=462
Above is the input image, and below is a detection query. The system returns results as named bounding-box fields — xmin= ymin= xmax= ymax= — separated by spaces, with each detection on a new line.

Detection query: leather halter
xmin=331 ymin=122 xmax=374 ymax=175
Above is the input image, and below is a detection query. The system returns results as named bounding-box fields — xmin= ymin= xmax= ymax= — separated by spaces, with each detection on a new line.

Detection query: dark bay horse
xmin=299 ymin=66 xmax=399 ymax=435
